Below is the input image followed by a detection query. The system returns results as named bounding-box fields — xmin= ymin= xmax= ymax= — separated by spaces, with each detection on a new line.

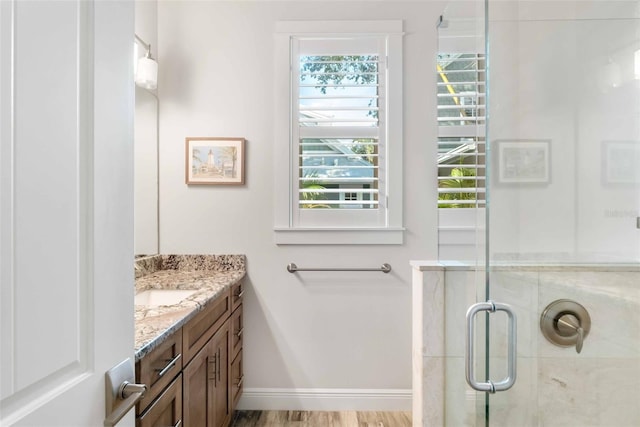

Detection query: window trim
xmin=274 ymin=20 xmax=404 ymax=245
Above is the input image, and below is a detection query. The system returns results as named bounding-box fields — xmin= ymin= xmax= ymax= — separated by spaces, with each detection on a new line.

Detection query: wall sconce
xmin=134 ymin=34 xmax=158 ymax=90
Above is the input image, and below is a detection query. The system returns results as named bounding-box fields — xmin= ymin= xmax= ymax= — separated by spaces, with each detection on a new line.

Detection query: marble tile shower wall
xmin=444 ymin=267 xmax=640 ymax=427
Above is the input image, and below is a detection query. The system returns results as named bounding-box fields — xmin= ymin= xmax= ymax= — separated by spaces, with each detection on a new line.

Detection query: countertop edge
xmin=134 ymin=270 xmax=245 ymax=362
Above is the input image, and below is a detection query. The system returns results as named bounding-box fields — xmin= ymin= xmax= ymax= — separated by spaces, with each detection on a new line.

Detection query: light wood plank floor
xmin=230 ymin=410 xmax=412 ymax=427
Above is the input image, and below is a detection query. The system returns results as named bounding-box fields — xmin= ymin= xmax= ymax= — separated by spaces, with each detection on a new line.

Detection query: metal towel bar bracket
xmin=287 ymin=263 xmax=392 ymax=273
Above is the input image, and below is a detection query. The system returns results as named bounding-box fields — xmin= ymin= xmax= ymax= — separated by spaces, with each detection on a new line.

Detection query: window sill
xmin=274 ymin=227 xmax=405 ymax=245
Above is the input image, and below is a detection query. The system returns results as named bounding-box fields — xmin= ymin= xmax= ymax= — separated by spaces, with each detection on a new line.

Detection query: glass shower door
xmin=482 ymin=1 xmax=640 ymax=426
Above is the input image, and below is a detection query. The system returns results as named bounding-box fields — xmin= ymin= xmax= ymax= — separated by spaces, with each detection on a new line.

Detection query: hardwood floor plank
xmin=231 ymin=410 xmax=411 ymax=427
xmin=230 ymin=410 xmax=262 ymax=427
xmin=263 ymin=410 xmax=293 ymax=426
xmin=338 ymin=411 xmax=360 ymax=426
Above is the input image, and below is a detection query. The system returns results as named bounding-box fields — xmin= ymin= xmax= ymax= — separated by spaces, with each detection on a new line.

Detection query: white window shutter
xmin=437 ymin=53 xmax=486 ymax=208
xmin=293 ymin=37 xmax=387 ymax=228
xmin=273 ymin=21 xmax=404 ymax=244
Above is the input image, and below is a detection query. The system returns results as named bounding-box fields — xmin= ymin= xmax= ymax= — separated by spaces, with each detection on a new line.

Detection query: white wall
xmin=135 ymin=0 xmax=157 ymax=50
xmin=157 ymin=0 xmax=446 ymax=409
xmin=134 ymin=1 xmax=159 ymax=255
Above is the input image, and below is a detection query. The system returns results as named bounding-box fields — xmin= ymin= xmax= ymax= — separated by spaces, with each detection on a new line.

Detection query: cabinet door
xmin=212 ymin=323 xmax=230 ymax=427
xmin=183 ymin=291 xmax=230 ymax=364
xmin=183 ymin=338 xmax=215 ymax=427
xmin=183 ymin=323 xmax=230 ymax=427
xmin=137 ymin=374 xmax=183 ymax=427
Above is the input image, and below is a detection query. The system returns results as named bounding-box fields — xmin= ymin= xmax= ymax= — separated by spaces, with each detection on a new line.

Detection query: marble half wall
xmin=412 ymin=262 xmax=640 ymax=427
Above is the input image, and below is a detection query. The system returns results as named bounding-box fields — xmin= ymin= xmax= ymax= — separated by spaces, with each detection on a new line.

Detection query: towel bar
xmin=287 ymin=263 xmax=392 ymax=273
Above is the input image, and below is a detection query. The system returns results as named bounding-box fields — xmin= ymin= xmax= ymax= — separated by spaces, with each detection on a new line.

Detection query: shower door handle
xmin=465 ymin=301 xmax=517 ymax=393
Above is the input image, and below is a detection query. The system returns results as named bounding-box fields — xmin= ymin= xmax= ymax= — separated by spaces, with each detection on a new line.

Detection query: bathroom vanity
xmin=133 ymin=255 xmax=245 ymax=427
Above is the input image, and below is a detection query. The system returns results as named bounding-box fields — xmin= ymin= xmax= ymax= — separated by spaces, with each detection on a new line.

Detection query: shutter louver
xmin=437 ymin=53 xmax=486 ymax=208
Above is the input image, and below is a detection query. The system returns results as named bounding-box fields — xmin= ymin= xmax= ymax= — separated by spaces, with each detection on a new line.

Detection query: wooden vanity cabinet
xmin=136 ymin=329 xmax=183 ymax=414
xmin=229 ymin=294 xmax=243 ymax=415
xmin=183 ymin=290 xmax=230 ymax=363
xmin=230 ymin=351 xmax=243 ymax=410
xmin=229 ymin=305 xmax=242 ymax=362
xmin=184 ymin=322 xmax=230 ymax=427
xmin=136 ymin=282 xmax=243 ymax=427
xmin=137 ymin=374 xmax=182 ymax=427
xmin=229 ymin=282 xmax=244 ymax=412
xmin=230 ymin=280 xmax=243 ymax=312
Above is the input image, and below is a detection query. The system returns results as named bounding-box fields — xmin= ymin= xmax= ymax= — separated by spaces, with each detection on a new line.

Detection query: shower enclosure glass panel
xmin=485 ymin=1 xmax=640 ymax=426
xmin=437 ymin=2 xmax=489 ymax=425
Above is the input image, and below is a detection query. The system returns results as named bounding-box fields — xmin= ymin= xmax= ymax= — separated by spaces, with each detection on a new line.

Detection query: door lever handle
xmin=119 ymin=381 xmax=147 ymax=399
xmin=105 ymin=359 xmax=147 ymax=427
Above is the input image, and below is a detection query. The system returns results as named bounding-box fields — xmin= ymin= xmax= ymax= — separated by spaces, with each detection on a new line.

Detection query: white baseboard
xmin=236 ymin=388 xmax=412 ymax=411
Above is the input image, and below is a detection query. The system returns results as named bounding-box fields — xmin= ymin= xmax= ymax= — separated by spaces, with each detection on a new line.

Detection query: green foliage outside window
xmin=438 ymin=167 xmax=477 ymax=208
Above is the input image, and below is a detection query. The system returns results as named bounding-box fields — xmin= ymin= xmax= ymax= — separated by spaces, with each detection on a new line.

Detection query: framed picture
xmin=185 ymin=137 xmax=245 ymax=185
xmin=603 ymin=141 xmax=640 ymax=184
xmin=498 ymin=140 xmax=550 ymax=184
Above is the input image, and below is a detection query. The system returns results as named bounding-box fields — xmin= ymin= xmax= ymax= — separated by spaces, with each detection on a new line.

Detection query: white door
xmin=1 ymin=1 xmax=135 ymax=425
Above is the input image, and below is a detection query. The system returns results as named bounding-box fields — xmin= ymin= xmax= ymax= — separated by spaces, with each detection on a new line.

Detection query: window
xmin=437 ymin=53 xmax=486 ymax=208
xmin=274 ymin=21 xmax=404 ymax=244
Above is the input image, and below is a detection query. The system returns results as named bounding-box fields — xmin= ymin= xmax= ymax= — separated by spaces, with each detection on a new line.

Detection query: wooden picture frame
xmin=498 ymin=140 xmax=550 ymax=184
xmin=185 ymin=137 xmax=245 ymax=185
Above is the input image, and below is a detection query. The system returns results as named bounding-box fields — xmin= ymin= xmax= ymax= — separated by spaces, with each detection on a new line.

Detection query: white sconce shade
xmin=635 ymin=49 xmax=640 ymax=80
xmin=135 ymin=55 xmax=158 ymax=90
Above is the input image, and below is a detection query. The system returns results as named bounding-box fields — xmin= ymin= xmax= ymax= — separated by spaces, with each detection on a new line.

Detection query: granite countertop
xmin=134 ymin=255 xmax=246 ymax=361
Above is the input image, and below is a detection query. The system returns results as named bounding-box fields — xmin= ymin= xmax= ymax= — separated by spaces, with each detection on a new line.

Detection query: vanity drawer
xmin=230 ymin=351 xmax=243 ymax=411
xmin=231 ymin=280 xmax=243 ymax=312
xmin=136 ymin=328 xmax=183 ymax=415
xmin=137 ymin=373 xmax=182 ymax=427
xmin=230 ymin=304 xmax=243 ymax=361
xmin=183 ymin=289 xmax=230 ymax=364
